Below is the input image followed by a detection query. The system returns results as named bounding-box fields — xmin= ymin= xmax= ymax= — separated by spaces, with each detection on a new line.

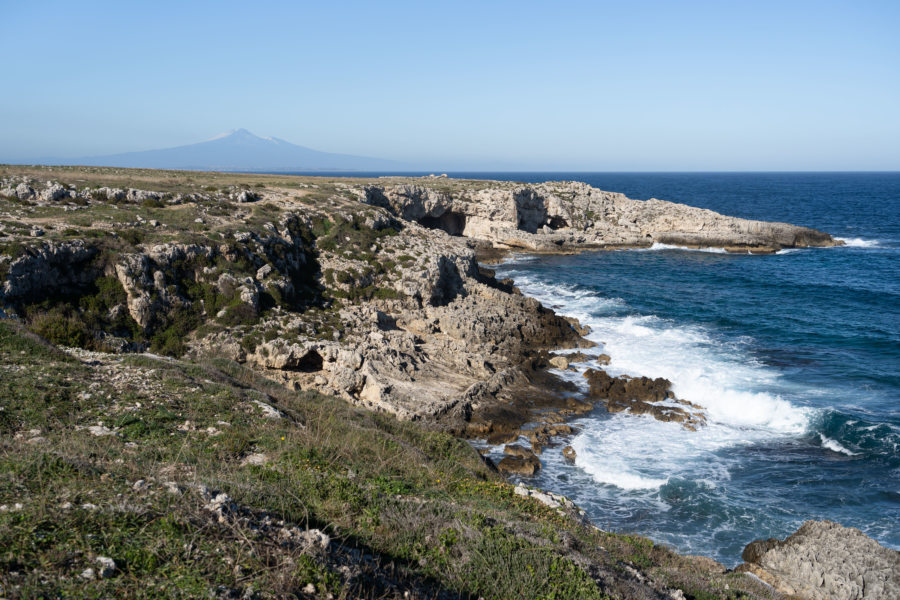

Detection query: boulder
xmin=486 ymin=430 xmax=519 ymax=445
xmin=236 ymin=190 xmax=260 ymax=203
xmin=583 ymin=368 xmax=705 ymax=428
xmin=38 ymin=183 xmax=69 ymax=202
xmin=737 ymin=520 xmax=900 ymax=600
xmin=548 ymin=356 xmax=569 ymax=370
xmin=15 ymin=183 xmax=34 ymax=199
xmin=560 ymin=351 xmax=592 ymax=363
xmin=503 ymin=444 xmax=536 ymax=460
xmin=497 ymin=454 xmax=541 ymax=476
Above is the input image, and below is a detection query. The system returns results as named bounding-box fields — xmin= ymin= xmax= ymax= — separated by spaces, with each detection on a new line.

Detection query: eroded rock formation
xmin=0 ymin=174 xmax=839 ymax=436
xmin=364 ymin=180 xmax=839 ymax=254
xmin=738 ymin=520 xmax=900 ymax=600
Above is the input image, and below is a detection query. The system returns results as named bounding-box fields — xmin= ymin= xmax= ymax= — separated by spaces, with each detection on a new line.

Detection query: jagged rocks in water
xmin=485 ymin=430 xmax=519 ymax=445
xmin=503 ymin=443 xmax=535 ymax=459
xmin=583 ymin=368 xmax=705 ymax=429
xmin=559 ymin=351 xmax=592 ymax=363
xmin=737 ymin=520 xmax=900 ymax=600
xmin=497 ymin=446 xmax=541 ymax=476
xmin=548 ymin=355 xmax=569 ymax=370
xmin=363 ymin=180 xmax=840 ymax=254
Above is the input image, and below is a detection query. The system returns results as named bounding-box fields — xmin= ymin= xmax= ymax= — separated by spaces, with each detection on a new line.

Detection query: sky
xmin=1 ymin=0 xmax=898 ymax=171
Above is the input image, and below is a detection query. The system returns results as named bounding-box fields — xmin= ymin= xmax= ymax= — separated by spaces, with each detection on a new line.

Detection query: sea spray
xmin=485 ymin=174 xmax=900 ymax=563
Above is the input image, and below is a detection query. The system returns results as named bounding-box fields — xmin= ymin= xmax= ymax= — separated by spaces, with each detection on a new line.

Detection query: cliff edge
xmin=364 ymin=179 xmax=839 ymax=254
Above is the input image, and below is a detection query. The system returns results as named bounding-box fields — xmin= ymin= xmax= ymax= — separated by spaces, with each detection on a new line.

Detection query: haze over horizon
xmin=2 ymin=1 xmax=898 ymax=171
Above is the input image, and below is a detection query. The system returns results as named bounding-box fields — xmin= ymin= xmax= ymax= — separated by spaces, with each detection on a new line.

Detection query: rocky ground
xmin=0 ymin=165 xmax=892 ymax=599
xmin=738 ymin=521 xmax=900 ymax=600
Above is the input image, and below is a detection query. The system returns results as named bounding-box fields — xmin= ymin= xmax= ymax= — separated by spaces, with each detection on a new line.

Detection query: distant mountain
xmin=63 ymin=129 xmax=405 ymax=172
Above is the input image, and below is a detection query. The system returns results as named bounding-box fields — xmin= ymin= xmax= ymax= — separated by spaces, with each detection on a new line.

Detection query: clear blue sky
xmin=2 ymin=0 xmax=898 ymax=170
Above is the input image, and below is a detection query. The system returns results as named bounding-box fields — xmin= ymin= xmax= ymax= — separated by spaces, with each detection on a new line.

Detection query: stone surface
xmin=548 ymin=355 xmax=569 ymax=370
xmin=584 ymin=368 xmax=705 ymax=429
xmin=738 ymin=520 xmax=900 ymax=600
xmin=497 ymin=454 xmax=541 ymax=476
xmin=38 ymin=183 xmax=70 ymax=202
xmin=1 ymin=241 xmax=99 ymax=301
xmin=364 ymin=180 xmax=839 ymax=254
xmin=96 ymin=556 xmax=117 ymax=579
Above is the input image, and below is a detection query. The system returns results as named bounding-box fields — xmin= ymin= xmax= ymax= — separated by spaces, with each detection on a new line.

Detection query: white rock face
xmin=1 ymin=241 xmax=99 ymax=301
xmin=15 ymin=183 xmax=35 ymax=199
xmin=95 ymin=556 xmax=117 ymax=579
xmin=740 ymin=520 xmax=900 ymax=600
xmin=364 ymin=180 xmax=839 ymax=253
xmin=39 ymin=183 xmax=70 ymax=202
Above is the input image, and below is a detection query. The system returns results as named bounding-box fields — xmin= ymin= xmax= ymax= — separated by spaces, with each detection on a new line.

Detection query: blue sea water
xmin=292 ymin=171 xmax=899 ymax=564
xmin=480 ymin=172 xmax=900 ymax=565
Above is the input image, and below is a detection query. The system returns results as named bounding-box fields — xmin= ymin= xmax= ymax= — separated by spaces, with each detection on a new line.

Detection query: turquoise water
xmin=480 ymin=173 xmax=900 ymax=564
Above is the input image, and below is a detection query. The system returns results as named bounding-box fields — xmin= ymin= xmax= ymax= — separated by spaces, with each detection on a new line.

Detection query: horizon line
xmin=1 ymin=163 xmax=898 ymax=175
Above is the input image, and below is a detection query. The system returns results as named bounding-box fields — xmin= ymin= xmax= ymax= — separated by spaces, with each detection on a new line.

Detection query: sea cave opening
xmin=419 ymin=211 xmax=467 ymax=236
xmin=547 ymin=216 xmax=569 ymax=230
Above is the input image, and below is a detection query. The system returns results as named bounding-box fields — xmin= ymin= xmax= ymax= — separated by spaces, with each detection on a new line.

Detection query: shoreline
xmin=2 ymin=165 xmax=895 ymax=598
xmin=481 ymin=244 xmax=899 ymax=563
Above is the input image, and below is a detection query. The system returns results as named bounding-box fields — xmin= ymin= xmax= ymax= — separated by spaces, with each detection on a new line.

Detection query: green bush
xmin=141 ymin=197 xmax=165 ymax=208
xmin=117 ymin=228 xmax=145 ymax=246
xmin=218 ymin=302 xmax=258 ymax=327
xmin=23 ymin=276 xmax=142 ymax=351
xmin=27 ymin=308 xmax=91 ymax=348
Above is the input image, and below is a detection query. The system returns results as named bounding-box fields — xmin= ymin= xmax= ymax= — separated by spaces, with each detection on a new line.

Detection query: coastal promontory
xmin=1 ymin=165 xmax=885 ymax=600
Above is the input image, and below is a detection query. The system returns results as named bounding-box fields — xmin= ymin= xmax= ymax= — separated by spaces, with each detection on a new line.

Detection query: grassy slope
xmin=0 ymin=321 xmax=775 ymax=599
xmin=0 ymin=166 xmax=779 ymax=599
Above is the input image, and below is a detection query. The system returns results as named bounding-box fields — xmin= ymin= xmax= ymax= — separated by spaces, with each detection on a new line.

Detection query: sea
xmin=291 ymin=171 xmax=900 ymax=565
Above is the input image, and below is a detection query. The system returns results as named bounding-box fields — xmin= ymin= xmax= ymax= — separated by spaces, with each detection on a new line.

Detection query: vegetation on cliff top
xmin=0 ymin=166 xmax=781 ymax=598
xmin=0 ymin=320 xmax=776 ymax=599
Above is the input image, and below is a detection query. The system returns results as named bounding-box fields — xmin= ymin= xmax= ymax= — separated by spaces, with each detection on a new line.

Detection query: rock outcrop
xmin=497 ymin=444 xmax=542 ymax=475
xmin=364 ymin=180 xmax=839 ymax=254
xmin=0 ymin=171 xmax=840 ymax=436
xmin=0 ymin=175 xmax=262 ymax=207
xmin=1 ymin=241 xmax=100 ymax=300
xmin=738 ymin=520 xmax=900 ymax=600
xmin=584 ymin=368 xmax=706 ymax=430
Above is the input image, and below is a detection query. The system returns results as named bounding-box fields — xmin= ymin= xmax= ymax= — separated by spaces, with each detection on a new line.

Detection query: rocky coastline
xmin=1 ymin=165 xmax=894 ymax=599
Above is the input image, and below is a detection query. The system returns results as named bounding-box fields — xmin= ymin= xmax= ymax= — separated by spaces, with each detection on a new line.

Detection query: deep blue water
xmin=484 ymin=173 xmax=900 ymax=564
xmin=292 ymin=171 xmax=900 ymax=564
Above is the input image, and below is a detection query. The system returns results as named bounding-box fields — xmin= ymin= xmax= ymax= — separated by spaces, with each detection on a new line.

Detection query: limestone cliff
xmin=0 ymin=169 xmax=838 ymax=435
xmin=363 ymin=180 xmax=839 ymax=253
xmin=739 ymin=521 xmax=900 ymax=600
xmin=2 ymin=167 xmax=894 ymax=600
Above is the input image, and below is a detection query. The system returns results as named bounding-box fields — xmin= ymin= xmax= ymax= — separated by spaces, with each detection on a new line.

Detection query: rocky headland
xmin=739 ymin=521 xmax=900 ymax=600
xmin=0 ymin=165 xmax=891 ymax=600
xmin=363 ymin=178 xmax=840 ymax=255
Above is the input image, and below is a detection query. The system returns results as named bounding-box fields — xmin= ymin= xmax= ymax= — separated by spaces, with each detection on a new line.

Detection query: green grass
xmin=0 ymin=165 xmax=778 ymax=598
xmin=0 ymin=321 xmax=775 ymax=599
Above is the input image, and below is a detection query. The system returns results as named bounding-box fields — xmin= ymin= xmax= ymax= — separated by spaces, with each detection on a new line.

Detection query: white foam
xmin=570 ymin=415 xmax=738 ymax=491
xmin=595 ymin=315 xmax=810 ymax=434
xmin=578 ymin=465 xmax=668 ymax=490
xmin=495 ymin=270 xmax=816 ymax=492
xmin=638 ymin=243 xmax=729 ymax=254
xmin=819 ymin=433 xmax=858 ymax=456
xmin=835 ymin=237 xmax=880 ymax=248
